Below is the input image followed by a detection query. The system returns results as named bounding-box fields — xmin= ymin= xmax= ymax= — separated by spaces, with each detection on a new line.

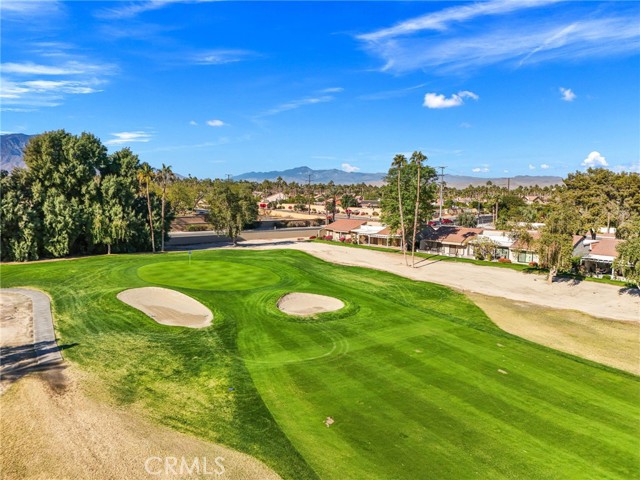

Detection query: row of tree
xmin=1 ymin=130 xmax=173 ymax=261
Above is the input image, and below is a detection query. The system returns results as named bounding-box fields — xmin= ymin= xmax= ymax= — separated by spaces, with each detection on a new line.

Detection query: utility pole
xmin=307 ymin=174 xmax=312 ymax=215
xmin=226 ymin=174 xmax=232 ymax=182
xmin=438 ymin=166 xmax=446 ymax=222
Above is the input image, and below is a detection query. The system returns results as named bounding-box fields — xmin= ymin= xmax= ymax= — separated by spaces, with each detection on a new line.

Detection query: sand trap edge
xmin=117 ymin=287 xmax=213 ymax=328
xmin=277 ymin=293 xmax=345 ymax=317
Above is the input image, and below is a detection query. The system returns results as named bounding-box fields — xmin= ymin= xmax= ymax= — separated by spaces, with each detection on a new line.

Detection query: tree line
xmin=1 ymin=130 xmax=174 ymax=261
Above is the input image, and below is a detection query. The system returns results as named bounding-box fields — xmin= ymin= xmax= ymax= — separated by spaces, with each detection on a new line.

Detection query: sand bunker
xmin=278 ymin=293 xmax=344 ymax=316
xmin=117 ymin=287 xmax=212 ymax=328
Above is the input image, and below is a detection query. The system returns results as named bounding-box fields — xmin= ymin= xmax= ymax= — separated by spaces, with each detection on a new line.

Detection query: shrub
xmin=345 ymin=239 xmax=352 ymax=244
xmin=186 ymin=224 xmax=210 ymax=232
xmin=498 ymin=257 xmax=512 ymax=263
xmin=339 ymin=237 xmax=346 ymax=243
xmin=324 ymin=235 xmax=333 ymax=241
xmin=528 ymin=261 xmax=538 ymax=268
xmin=309 ymin=236 xmax=317 ymax=240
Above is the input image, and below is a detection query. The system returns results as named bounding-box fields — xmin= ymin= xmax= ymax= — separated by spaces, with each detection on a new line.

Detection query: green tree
xmin=457 ymin=211 xmax=478 ymax=228
xmin=382 ymin=153 xmax=437 ymax=266
xmin=410 ymin=151 xmax=427 ymax=268
xmin=137 ymin=162 xmax=156 ymax=253
xmin=157 ymin=164 xmax=176 ymax=252
xmin=615 ymin=237 xmax=640 ymax=287
xmin=341 ymin=194 xmax=358 ymax=218
xmin=205 ymin=181 xmax=258 ymax=245
xmin=473 ymin=236 xmax=499 ymax=261
xmin=537 ymin=201 xmax=581 ymax=284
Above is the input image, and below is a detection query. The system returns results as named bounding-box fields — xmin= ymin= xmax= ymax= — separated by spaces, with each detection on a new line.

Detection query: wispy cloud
xmin=460 ymin=122 xmax=472 ymax=128
xmin=528 ymin=164 xmax=536 ymax=170
xmin=582 ymin=151 xmax=608 ymax=167
xmin=341 ymin=163 xmax=360 ymax=173
xmin=540 ymin=163 xmax=550 ymax=169
xmin=189 ymin=120 xmax=198 ymax=126
xmin=257 ymin=92 xmax=339 ymax=118
xmin=357 ymin=2 xmax=640 ymax=74
xmin=192 ymin=49 xmax=256 ymax=65
xmin=472 ymin=166 xmax=489 ymax=173
xmin=559 ymin=87 xmax=576 ymax=102
xmin=358 ymin=83 xmax=426 ymax=101
xmin=1 ymin=50 xmax=116 ymax=109
xmin=105 ymin=131 xmax=153 ymax=146
xmin=423 ymin=91 xmax=478 ymax=109
xmin=206 ymin=119 xmax=225 ymax=127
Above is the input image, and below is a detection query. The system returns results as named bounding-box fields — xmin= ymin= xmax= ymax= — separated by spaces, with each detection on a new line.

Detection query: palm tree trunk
xmin=397 ymin=169 xmax=407 ymax=265
xmin=411 ymin=165 xmax=421 ymax=268
xmin=146 ymin=183 xmax=155 ymax=253
xmin=161 ymin=184 xmax=166 ymax=252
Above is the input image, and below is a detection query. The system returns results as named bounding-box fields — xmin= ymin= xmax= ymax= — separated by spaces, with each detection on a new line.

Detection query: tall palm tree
xmin=158 ymin=163 xmax=175 ymax=252
xmin=410 ymin=152 xmax=427 ymax=267
xmin=392 ymin=154 xmax=408 ymax=265
xmin=137 ymin=162 xmax=156 ymax=253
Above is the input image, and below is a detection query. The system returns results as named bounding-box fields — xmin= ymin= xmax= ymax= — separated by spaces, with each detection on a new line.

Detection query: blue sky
xmin=1 ymin=1 xmax=639 ymax=179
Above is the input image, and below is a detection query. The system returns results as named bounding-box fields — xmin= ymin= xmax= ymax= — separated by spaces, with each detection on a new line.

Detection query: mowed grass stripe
xmin=2 ymin=249 xmax=638 ymax=480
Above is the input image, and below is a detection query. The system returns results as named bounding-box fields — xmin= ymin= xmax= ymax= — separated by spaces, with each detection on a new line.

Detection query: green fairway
xmin=1 ymin=249 xmax=638 ymax=479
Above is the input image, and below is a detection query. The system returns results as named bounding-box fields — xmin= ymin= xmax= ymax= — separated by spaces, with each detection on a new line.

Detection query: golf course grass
xmin=1 ymin=249 xmax=638 ymax=479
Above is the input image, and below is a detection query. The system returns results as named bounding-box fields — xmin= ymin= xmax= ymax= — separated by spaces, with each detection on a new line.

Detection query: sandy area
xmin=278 ymin=293 xmax=344 ymax=316
xmin=0 ymin=292 xmax=36 ymax=395
xmin=244 ymin=241 xmax=639 ymax=322
xmin=118 ymin=287 xmax=213 ymax=328
xmin=468 ymin=293 xmax=640 ymax=375
xmin=0 ymin=367 xmax=281 ymax=480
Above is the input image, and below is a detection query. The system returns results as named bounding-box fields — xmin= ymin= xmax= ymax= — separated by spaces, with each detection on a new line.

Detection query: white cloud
xmin=105 ymin=131 xmax=153 ymax=146
xmin=341 ymin=163 xmax=360 ymax=173
xmin=357 ymin=2 xmax=640 ymax=74
xmin=528 ymin=164 xmax=536 ymax=170
xmin=423 ymin=91 xmax=479 ymax=109
xmin=358 ymin=0 xmax=559 ymax=42
xmin=582 ymin=151 xmax=608 ymax=167
xmin=612 ymin=162 xmax=640 ymax=173
xmin=540 ymin=163 xmax=550 ymax=169
xmin=189 ymin=120 xmax=197 ymax=126
xmin=258 ymin=95 xmax=336 ymax=117
xmin=560 ymin=87 xmax=576 ymax=102
xmin=206 ymin=119 xmax=225 ymax=127
xmin=460 ymin=122 xmax=472 ymax=128
xmin=192 ymin=49 xmax=255 ymax=65
xmin=322 ymin=87 xmax=344 ymax=94
xmin=472 ymin=167 xmax=489 ymax=173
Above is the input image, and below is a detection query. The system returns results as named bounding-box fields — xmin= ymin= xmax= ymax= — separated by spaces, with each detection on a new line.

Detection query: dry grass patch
xmin=468 ymin=292 xmax=640 ymax=375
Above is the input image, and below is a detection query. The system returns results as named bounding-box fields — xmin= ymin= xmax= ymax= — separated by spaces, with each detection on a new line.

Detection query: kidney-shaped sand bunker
xmin=277 ymin=293 xmax=345 ymax=317
xmin=117 ymin=287 xmax=212 ymax=328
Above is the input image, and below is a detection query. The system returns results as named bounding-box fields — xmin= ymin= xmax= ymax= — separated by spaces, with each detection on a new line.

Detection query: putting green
xmin=137 ymin=260 xmax=279 ymax=291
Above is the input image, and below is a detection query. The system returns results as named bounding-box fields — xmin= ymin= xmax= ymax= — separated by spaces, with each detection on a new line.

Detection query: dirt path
xmin=243 ymin=241 xmax=639 ymax=322
xmin=0 ymin=291 xmax=280 ymax=479
xmin=0 ymin=368 xmax=281 ymax=480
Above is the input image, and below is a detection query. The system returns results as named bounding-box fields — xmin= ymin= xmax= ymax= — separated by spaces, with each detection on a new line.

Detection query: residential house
xmin=419 ymin=226 xmax=483 ymax=257
xmin=509 ymin=231 xmax=540 ymax=264
xmin=581 ymin=237 xmax=623 ymax=279
xmin=320 ymin=219 xmax=368 ymax=242
xmin=352 ymin=224 xmax=402 ymax=247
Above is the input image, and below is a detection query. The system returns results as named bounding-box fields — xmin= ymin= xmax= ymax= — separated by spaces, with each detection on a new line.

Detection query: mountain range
xmin=2 ymin=134 xmax=563 ymax=187
xmin=1 ymin=133 xmax=32 ymax=171
xmin=234 ymin=166 xmax=563 ymax=188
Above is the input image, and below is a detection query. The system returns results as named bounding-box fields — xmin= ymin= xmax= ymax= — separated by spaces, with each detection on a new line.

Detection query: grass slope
xmin=1 ymin=249 xmax=638 ymax=479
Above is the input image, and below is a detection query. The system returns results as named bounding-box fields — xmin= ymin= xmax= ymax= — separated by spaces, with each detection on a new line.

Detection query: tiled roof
xmin=324 ymin=219 xmax=368 ymax=232
xmin=421 ymin=226 xmax=483 ymax=245
xmin=590 ymin=237 xmax=621 ymax=258
xmin=376 ymin=227 xmax=401 ymax=237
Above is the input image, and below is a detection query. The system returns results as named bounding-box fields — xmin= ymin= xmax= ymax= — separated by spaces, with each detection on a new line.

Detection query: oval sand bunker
xmin=277 ymin=293 xmax=344 ymax=317
xmin=117 ymin=287 xmax=212 ymax=328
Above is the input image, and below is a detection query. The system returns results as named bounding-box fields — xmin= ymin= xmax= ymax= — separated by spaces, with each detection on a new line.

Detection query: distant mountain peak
xmin=1 ymin=133 xmax=33 ymax=171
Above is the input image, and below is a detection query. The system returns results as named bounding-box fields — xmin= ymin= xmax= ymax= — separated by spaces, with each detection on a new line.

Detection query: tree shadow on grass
xmin=1 ymin=341 xmax=77 ymax=393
